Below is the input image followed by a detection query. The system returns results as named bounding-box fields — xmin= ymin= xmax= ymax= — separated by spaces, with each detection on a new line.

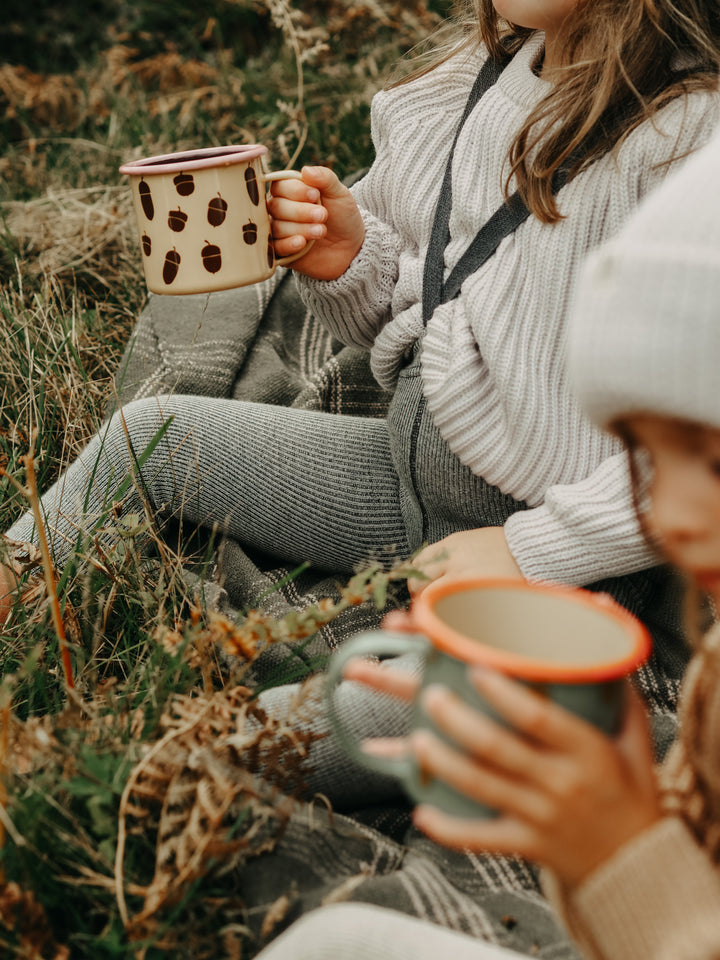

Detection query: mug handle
xmin=325 ymin=630 xmax=430 ymax=781
xmin=261 ymin=169 xmax=322 ymax=267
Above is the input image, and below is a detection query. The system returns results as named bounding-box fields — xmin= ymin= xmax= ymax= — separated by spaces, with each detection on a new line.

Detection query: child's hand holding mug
xmin=267 ymin=165 xmax=366 ymax=281
xmin=120 ymin=145 xmax=347 ymax=295
xmin=327 ymin=578 xmax=662 ymax=884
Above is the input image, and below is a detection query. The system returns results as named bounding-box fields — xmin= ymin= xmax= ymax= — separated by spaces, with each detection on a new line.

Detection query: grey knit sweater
xmin=298 ymin=34 xmax=720 ymax=587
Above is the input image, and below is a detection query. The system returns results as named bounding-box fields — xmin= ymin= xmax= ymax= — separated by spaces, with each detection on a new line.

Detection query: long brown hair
xmin=391 ymin=0 xmax=720 ymax=223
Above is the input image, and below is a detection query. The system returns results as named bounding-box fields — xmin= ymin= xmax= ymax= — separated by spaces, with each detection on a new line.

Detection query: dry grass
xmin=0 ymin=1 xmax=447 ymax=955
xmin=3 ymin=187 xmax=136 ymax=287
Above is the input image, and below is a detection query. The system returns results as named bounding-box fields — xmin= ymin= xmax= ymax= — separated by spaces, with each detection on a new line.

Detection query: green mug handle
xmin=261 ymin=169 xmax=322 ymax=267
xmin=325 ymin=630 xmax=431 ymax=782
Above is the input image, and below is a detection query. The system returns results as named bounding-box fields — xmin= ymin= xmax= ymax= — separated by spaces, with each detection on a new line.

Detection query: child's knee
xmin=103 ymin=396 xmax=174 ymax=456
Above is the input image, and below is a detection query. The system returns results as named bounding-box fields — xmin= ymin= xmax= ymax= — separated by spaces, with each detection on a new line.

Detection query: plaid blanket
xmin=112 ymin=268 xmax=401 ymax=678
xmin=113 ymin=268 xmax=589 ymax=959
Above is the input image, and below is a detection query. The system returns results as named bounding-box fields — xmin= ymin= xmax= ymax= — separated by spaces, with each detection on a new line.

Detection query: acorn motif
xmin=201 ymin=242 xmax=222 ymax=274
xmin=173 ymin=172 xmax=195 ymax=196
xmin=242 ymin=219 xmax=258 ymax=245
xmin=267 ymin=238 xmax=274 ymax=269
xmin=163 ymin=248 xmax=181 ymax=285
xmin=245 ymin=167 xmax=260 ymax=206
xmin=141 ymin=233 xmax=152 ymax=256
xmin=139 ymin=179 xmax=154 ymax=220
xmin=207 ymin=193 xmax=228 ymax=227
xmin=168 ymin=207 xmax=188 ymax=232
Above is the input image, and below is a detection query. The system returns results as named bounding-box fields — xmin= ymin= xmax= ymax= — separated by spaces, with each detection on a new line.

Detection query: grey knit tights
xmin=7 ymin=393 xmax=410 ymax=571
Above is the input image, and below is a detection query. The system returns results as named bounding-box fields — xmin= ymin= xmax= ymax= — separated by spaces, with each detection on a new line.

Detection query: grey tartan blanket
xmin=113 ymin=268 xmax=400 ymax=679
xmin=112 ymin=269 xmax=583 ymax=959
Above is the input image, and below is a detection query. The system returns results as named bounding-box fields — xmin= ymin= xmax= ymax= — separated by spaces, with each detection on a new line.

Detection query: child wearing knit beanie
xmin=261 ymin=123 xmax=720 ymax=960
xmin=400 ymin=119 xmax=720 ymax=959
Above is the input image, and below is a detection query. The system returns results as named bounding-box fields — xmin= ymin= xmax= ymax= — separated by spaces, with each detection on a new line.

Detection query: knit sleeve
xmin=503 ymin=450 xmax=657 ymax=585
xmin=295 ymin=206 xmax=403 ymax=348
xmin=541 ymin=817 xmax=720 ymax=960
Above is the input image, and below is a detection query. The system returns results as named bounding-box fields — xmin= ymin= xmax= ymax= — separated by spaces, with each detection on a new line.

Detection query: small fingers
xmin=268 ymin=195 xmax=326 ymax=227
xmin=410 ymin=543 xmax=447 ymax=577
xmin=380 ymin=610 xmax=418 ymax=633
xmin=271 ymin=220 xmax=325 ymax=244
xmin=362 ymin=736 xmax=411 ymax=759
xmin=411 ymin=729 xmax=545 ymax=823
xmin=469 ymin=667 xmax=607 ymax=753
xmin=342 ymin=658 xmax=420 ymax=701
xmin=407 ymin=576 xmax=427 ymax=597
xmin=406 ymin=542 xmax=451 ymax=595
xmin=413 ymin=803 xmax=540 ymax=859
xmin=267 ymin=187 xmax=326 ymax=257
xmin=269 ymin=206 xmax=327 ymax=254
xmin=272 ymin=234 xmax=311 ymax=258
xmin=407 ymin=551 xmax=446 ymax=596
xmin=421 ymin=684 xmax=542 ymax=779
xmin=299 ymin=164 xmax=348 ymax=199
xmin=268 ymin=178 xmax=321 ymax=203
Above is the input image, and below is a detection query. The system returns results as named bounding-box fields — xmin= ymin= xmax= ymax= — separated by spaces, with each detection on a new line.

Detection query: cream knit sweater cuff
xmin=503 ymin=451 xmax=658 ymax=586
xmin=296 ymin=210 xmax=402 ymax=349
xmin=543 ymin=817 xmax=720 ymax=960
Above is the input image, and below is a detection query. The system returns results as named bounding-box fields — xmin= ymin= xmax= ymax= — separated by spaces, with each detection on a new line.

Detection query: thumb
xmin=301 ymin=165 xmax=348 ymax=198
xmin=381 ymin=609 xmax=419 ymax=633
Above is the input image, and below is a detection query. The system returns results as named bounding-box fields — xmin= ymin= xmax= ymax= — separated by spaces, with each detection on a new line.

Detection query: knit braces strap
xmin=421 ymin=48 xmax=571 ymax=324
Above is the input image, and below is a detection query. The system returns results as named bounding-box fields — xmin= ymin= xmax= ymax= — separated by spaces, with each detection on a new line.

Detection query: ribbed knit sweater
xmin=297 ymin=34 xmax=720 ymax=587
xmin=542 ymin=620 xmax=720 ymax=959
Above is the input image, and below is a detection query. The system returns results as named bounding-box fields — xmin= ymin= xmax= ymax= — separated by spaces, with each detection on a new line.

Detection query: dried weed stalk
xmin=160 ymin=560 xmax=421 ymax=673
xmin=250 ymin=0 xmax=328 ymax=166
xmin=2 ymin=445 xmax=76 ymax=689
xmin=116 ymin=679 xmax=323 ymax=942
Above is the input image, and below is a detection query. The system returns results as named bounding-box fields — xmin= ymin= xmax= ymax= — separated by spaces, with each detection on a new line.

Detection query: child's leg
xmin=254 ymin=903 xmax=527 ymax=960
xmin=6 ymin=394 xmax=410 ymax=573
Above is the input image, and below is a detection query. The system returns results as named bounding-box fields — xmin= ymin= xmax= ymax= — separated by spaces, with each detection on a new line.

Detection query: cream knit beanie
xmin=568 ymin=125 xmax=720 ymax=431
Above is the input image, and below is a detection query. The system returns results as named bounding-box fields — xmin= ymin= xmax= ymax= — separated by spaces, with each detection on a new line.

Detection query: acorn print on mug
xmin=120 ymin=145 xmax=320 ymax=295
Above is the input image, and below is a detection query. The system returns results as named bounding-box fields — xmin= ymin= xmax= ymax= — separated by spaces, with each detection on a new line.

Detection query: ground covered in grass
xmin=0 ymin=2 xmax=448 ymax=956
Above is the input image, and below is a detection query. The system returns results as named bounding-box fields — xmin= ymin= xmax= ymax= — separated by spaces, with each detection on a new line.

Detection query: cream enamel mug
xmin=120 ymin=145 xmax=315 ymax=295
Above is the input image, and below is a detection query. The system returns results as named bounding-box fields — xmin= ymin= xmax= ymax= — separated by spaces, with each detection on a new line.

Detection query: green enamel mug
xmin=326 ymin=577 xmax=651 ymax=819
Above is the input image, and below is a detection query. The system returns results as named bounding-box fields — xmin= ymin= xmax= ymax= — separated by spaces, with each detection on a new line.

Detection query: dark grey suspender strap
xmin=422 ymin=50 xmax=571 ymax=324
xmin=441 ymin=166 xmax=570 ymax=303
xmin=422 ymin=53 xmax=508 ymax=324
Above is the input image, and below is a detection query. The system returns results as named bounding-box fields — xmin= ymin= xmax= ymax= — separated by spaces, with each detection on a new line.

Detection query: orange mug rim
xmin=119 ymin=143 xmax=267 ymax=177
xmin=412 ymin=577 xmax=651 ymax=683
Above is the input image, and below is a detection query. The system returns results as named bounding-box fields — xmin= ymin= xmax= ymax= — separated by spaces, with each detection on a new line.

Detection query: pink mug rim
xmin=119 ymin=144 xmax=267 ymax=176
xmin=412 ymin=577 xmax=652 ymax=683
